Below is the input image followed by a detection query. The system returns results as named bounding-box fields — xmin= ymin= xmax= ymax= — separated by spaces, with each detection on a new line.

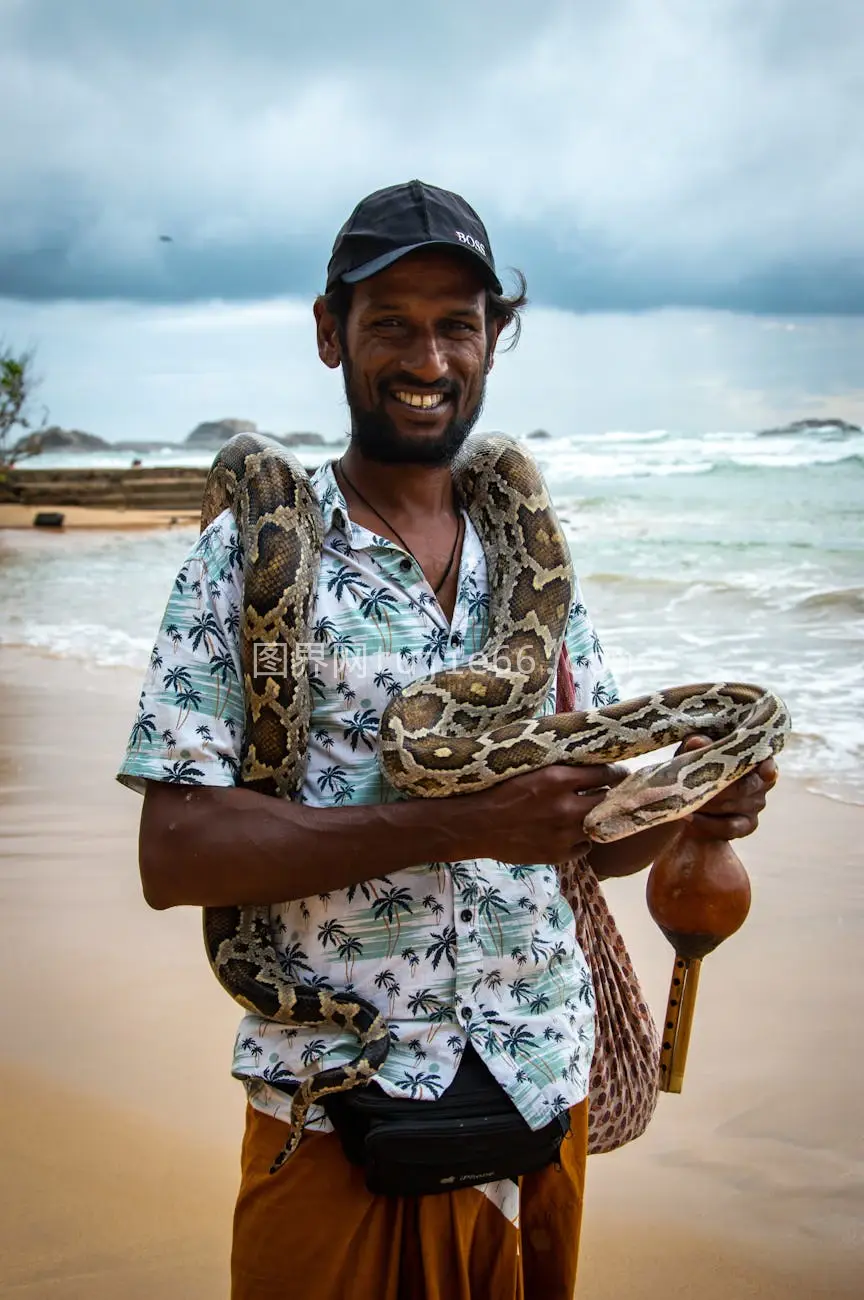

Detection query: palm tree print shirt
xmin=118 ymin=461 xmax=619 ymax=1132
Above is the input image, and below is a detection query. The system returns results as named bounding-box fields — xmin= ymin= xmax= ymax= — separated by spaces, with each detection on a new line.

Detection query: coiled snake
xmin=200 ymin=432 xmax=791 ymax=1174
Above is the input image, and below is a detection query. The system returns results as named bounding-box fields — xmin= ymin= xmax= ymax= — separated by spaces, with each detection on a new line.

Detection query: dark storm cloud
xmin=1 ymin=0 xmax=862 ymax=313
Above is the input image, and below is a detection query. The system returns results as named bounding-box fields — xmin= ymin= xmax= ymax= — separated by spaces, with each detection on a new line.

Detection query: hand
xmin=677 ymin=735 xmax=778 ymax=841
xmin=471 ymin=763 xmax=629 ymax=865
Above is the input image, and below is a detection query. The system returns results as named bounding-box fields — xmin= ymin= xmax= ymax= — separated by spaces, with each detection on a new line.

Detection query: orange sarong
xmin=231 ymin=1098 xmax=588 ymax=1300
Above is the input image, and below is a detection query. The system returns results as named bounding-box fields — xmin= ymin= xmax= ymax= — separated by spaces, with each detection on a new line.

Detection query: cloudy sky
xmin=2 ymin=0 xmax=862 ymax=440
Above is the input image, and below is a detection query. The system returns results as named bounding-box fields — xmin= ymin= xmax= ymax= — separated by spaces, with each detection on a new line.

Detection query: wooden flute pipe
xmin=646 ymin=833 xmax=751 ymax=1094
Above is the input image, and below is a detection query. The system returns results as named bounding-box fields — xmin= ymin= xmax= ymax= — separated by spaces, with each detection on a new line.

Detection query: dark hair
xmin=487 ymin=269 xmax=529 ymax=351
xmin=317 ymin=267 xmax=529 ymax=353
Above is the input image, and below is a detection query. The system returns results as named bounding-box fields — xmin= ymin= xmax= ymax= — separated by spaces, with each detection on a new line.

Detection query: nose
xmin=399 ymin=327 xmax=447 ymax=384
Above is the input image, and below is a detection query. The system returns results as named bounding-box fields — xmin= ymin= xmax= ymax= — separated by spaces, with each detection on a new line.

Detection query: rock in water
xmin=758 ymin=417 xmax=861 ymax=437
xmin=184 ymin=419 xmax=259 ymax=448
xmin=13 ymin=427 xmax=109 ymax=456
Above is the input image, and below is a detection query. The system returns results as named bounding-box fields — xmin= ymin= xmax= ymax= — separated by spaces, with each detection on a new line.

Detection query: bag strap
xmin=554 ymin=644 xmax=661 ymax=1153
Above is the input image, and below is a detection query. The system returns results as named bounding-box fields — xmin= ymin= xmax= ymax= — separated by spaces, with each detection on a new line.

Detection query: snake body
xmin=200 ymin=432 xmax=791 ymax=1173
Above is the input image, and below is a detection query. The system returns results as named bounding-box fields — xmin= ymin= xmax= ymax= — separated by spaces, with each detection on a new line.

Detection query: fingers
xmin=573 ymin=762 xmax=629 ymax=791
xmin=702 ymin=772 xmax=767 ymax=815
xmin=686 ymin=811 xmax=758 ymax=841
xmin=686 ymin=761 xmax=778 ymax=838
xmin=698 ymin=760 xmax=779 ymax=816
xmin=677 ymin=734 xmax=712 ymax=754
xmin=671 ymin=733 xmax=780 ymax=842
xmin=539 ymin=763 xmax=627 ymax=791
xmin=677 ymin=735 xmax=779 ymax=806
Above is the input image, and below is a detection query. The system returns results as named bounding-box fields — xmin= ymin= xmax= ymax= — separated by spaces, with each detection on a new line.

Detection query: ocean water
xmin=2 ymin=424 xmax=862 ymax=803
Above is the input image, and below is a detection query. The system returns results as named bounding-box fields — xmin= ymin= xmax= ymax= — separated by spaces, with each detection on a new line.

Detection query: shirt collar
xmin=310 ymin=459 xmax=480 ymax=572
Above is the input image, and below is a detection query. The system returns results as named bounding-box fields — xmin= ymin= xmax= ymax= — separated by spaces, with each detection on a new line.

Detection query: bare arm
xmin=139 ymin=736 xmax=779 ymax=907
xmin=588 ymin=822 xmax=682 ymax=881
xmin=140 ymin=781 xmax=493 ymax=909
xmin=139 ymin=764 xmax=626 ymax=909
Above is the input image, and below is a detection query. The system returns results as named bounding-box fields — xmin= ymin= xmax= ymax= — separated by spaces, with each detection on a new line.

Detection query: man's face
xmin=316 ymin=249 xmax=499 ymax=465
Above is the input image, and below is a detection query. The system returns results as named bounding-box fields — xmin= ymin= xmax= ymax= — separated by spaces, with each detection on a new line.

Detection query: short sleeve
xmin=564 ymin=576 xmax=620 ymax=710
xmin=116 ymin=510 xmax=246 ymax=794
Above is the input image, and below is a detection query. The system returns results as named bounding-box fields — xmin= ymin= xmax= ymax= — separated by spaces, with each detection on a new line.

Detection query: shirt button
xmin=460 ymin=909 xmax=472 ymax=923
xmin=399 ymin=558 xmax=412 ymax=572
xmin=462 ymin=1006 xmax=472 ymax=1020
xmin=450 ymin=634 xmax=460 ymax=645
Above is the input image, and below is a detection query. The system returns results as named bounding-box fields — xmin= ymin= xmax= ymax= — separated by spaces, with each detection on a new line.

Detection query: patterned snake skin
xmin=199 ymin=432 xmax=791 ymax=1173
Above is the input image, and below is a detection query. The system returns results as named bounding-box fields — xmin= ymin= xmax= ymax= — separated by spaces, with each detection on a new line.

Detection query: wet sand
xmin=0 ymin=646 xmax=861 ymax=1298
xmin=0 ymin=504 xmax=199 ymax=529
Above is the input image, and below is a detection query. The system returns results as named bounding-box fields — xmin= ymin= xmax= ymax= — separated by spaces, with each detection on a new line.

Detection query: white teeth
xmin=393 ymin=390 xmax=445 ymax=409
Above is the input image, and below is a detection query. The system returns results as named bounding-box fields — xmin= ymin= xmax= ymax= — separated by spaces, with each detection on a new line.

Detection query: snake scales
xmin=199 ymin=432 xmax=791 ymax=1174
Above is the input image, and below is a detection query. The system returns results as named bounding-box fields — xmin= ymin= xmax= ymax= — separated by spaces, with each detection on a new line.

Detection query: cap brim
xmin=337 ymin=241 xmax=503 ymax=294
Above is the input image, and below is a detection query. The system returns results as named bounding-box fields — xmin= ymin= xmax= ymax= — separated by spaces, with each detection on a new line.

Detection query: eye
xmin=442 ymin=319 xmax=476 ymax=334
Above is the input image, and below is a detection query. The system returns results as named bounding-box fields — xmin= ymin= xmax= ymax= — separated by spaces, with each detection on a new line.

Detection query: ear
xmin=314 ymin=296 xmax=342 ymax=370
xmin=485 ymin=315 xmax=507 ymax=374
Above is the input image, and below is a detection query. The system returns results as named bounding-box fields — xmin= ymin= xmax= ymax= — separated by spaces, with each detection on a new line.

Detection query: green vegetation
xmin=0 ymin=344 xmax=45 ymax=470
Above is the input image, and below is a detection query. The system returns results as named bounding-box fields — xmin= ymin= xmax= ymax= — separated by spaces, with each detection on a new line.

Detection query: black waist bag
xmin=321 ymin=1045 xmax=570 ymax=1197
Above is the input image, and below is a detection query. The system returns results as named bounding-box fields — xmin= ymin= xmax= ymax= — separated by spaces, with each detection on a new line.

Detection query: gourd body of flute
xmin=647 ymin=833 xmax=751 ymax=960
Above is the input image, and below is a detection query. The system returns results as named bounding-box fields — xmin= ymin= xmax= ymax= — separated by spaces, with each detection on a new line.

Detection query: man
xmin=118 ymin=181 xmax=776 ymax=1299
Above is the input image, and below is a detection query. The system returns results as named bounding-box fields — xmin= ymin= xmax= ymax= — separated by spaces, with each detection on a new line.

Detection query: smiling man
xmin=119 ymin=181 xmax=776 ymax=1300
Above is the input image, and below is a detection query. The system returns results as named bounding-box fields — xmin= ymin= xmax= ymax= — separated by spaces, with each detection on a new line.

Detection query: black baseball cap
xmin=325 ymin=180 xmax=503 ymax=294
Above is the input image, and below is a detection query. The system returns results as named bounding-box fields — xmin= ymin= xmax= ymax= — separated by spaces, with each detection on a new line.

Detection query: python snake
xmin=199 ymin=432 xmax=791 ymax=1174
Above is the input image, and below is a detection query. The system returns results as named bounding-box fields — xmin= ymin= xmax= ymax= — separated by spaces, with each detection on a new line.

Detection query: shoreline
xmin=1 ymin=646 xmax=862 ymax=1297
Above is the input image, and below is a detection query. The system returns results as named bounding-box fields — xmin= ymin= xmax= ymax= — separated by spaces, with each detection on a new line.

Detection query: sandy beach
xmin=1 ymin=644 xmax=861 ymax=1299
xmin=0 ymin=504 xmax=200 ymax=530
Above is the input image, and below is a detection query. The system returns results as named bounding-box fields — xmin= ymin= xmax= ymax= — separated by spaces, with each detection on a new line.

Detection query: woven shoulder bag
xmin=555 ymin=645 xmax=660 ymax=1154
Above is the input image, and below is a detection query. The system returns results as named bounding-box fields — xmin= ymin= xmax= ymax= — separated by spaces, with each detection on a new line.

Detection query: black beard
xmin=342 ymin=362 xmax=487 ymax=467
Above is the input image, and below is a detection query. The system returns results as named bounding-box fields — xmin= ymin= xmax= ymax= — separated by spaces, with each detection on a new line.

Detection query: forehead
xmin=351 ymin=248 xmax=487 ymax=312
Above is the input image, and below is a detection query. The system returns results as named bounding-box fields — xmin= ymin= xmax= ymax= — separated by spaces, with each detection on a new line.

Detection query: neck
xmin=338 ymin=446 xmax=457 ymax=521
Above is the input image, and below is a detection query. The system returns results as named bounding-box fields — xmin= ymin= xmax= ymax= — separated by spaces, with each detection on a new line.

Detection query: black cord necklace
xmin=336 ymin=458 xmax=463 ymax=597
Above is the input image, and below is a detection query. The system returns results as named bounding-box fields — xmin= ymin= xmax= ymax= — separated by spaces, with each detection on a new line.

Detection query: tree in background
xmin=0 ymin=344 xmax=47 ymax=472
